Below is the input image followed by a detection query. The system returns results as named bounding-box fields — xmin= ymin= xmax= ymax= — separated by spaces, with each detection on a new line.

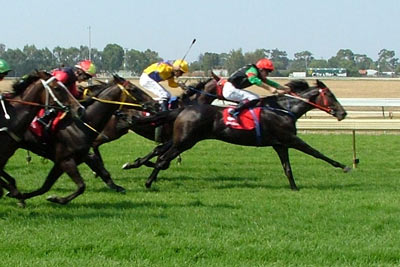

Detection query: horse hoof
xmin=114 ymin=186 xmax=126 ymax=194
xmin=343 ymin=166 xmax=352 ymax=173
xmin=122 ymin=163 xmax=132 ymax=170
xmin=17 ymin=200 xmax=26 ymax=208
xmin=46 ymin=196 xmax=66 ymax=205
xmin=145 ymin=182 xmax=152 ymax=189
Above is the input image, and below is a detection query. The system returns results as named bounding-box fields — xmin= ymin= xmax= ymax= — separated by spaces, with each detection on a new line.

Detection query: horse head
xmin=178 ymin=78 xmax=214 ymax=106
xmin=284 ymin=79 xmax=347 ymax=121
xmin=112 ymin=75 xmax=159 ymax=113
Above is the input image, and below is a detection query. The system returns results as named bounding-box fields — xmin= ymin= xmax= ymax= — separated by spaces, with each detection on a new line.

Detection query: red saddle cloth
xmin=29 ymin=109 xmax=64 ymax=137
xmin=223 ymin=107 xmax=262 ymax=130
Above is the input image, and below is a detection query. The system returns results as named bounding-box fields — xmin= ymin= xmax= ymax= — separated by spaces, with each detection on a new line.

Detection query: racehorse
xmin=0 ymin=71 xmax=80 ymax=198
xmin=90 ymin=78 xmax=214 ymax=166
xmin=130 ymin=79 xmax=351 ymax=190
xmin=10 ymin=75 xmax=158 ymax=205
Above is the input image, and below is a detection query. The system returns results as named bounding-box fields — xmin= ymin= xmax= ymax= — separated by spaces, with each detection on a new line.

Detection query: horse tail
xmin=130 ymin=108 xmax=183 ymax=126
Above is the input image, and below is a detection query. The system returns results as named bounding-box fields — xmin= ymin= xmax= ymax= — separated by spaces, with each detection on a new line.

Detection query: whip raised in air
xmin=181 ymin=38 xmax=196 ymax=61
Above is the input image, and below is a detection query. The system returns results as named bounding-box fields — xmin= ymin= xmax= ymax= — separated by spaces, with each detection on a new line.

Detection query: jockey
xmin=224 ymin=58 xmax=289 ymax=118
xmin=51 ymin=59 xmax=97 ymax=98
xmin=139 ymin=59 xmax=188 ymax=142
xmin=140 ymin=59 xmax=188 ymax=111
xmin=37 ymin=60 xmax=96 ymax=128
xmin=0 ymin=59 xmax=12 ymax=81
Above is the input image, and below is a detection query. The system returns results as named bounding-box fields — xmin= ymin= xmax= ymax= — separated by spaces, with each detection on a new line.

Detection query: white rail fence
xmin=213 ymin=98 xmax=400 ymax=168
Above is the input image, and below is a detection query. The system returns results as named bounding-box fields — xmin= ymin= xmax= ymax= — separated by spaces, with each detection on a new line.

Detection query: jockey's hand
xmin=178 ymin=82 xmax=187 ymax=90
xmin=272 ymin=88 xmax=288 ymax=96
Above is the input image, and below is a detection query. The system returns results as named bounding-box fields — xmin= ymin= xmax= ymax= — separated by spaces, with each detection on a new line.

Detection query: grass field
xmin=1 ymin=133 xmax=400 ymax=266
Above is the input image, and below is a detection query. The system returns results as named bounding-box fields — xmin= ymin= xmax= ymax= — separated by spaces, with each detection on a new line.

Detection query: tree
xmin=265 ymin=49 xmax=289 ymax=76
xmin=377 ymin=49 xmax=398 ymax=72
xmin=125 ymin=48 xmax=160 ymax=75
xmin=223 ymin=49 xmax=245 ymax=75
xmin=102 ymin=44 xmax=124 ymax=72
xmin=200 ymin=52 xmax=220 ymax=72
xmin=289 ymin=51 xmax=313 ymax=72
xmin=328 ymin=49 xmax=358 ymax=76
xmin=354 ymin=54 xmax=375 ymax=70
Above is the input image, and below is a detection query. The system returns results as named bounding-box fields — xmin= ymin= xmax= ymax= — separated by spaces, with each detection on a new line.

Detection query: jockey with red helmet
xmin=224 ymin=58 xmax=289 ymax=118
xmin=51 ymin=59 xmax=96 ymax=98
xmin=36 ymin=60 xmax=96 ymax=131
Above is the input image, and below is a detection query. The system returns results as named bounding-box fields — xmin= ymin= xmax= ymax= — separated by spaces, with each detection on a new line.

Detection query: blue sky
xmin=2 ymin=0 xmax=399 ymax=62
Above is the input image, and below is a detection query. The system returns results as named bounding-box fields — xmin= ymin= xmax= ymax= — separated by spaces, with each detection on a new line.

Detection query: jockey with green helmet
xmin=0 ymin=59 xmax=12 ymax=81
xmin=224 ymin=58 xmax=289 ymax=118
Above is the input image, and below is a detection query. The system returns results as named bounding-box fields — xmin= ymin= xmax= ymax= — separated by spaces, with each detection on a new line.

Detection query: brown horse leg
xmin=289 ymin=136 xmax=351 ymax=172
xmin=46 ymin=158 xmax=86 ymax=205
xmin=84 ymin=154 xmax=126 ymax=193
xmin=122 ymin=141 xmax=173 ymax=170
xmin=273 ymin=145 xmax=298 ymax=190
xmin=145 ymin=146 xmax=181 ymax=188
xmin=20 ymin=165 xmax=64 ymax=201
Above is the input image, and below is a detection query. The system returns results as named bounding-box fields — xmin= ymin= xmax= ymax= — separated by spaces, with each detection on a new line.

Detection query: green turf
xmin=1 ymin=133 xmax=400 ymax=266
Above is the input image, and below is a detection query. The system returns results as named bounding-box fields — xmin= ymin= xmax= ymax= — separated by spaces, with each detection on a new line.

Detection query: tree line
xmin=1 ymin=43 xmax=398 ymax=77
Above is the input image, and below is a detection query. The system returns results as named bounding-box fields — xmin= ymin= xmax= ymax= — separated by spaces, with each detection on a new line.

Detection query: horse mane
xmin=11 ymin=70 xmax=44 ymax=96
xmin=285 ymin=79 xmax=310 ymax=93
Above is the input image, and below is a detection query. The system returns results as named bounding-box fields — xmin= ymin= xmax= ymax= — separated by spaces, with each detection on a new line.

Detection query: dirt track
xmin=1 ymin=77 xmax=400 ymax=98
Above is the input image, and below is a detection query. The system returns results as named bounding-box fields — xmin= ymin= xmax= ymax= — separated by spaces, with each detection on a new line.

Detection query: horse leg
xmin=45 ymin=158 xmax=86 ymax=205
xmin=0 ymin=170 xmax=23 ymax=198
xmin=122 ymin=141 xmax=173 ymax=169
xmin=289 ymin=136 xmax=351 ymax=172
xmin=19 ymin=165 xmax=64 ymax=201
xmin=145 ymin=146 xmax=181 ymax=188
xmin=84 ymin=154 xmax=126 ymax=193
xmin=273 ymin=145 xmax=298 ymax=190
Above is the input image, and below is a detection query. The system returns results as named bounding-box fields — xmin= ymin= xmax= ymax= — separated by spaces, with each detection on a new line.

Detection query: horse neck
xmin=278 ymin=88 xmax=319 ymax=120
xmin=9 ymin=81 xmax=47 ymax=135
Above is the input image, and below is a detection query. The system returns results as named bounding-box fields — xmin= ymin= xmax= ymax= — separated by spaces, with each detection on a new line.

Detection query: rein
xmin=285 ymin=87 xmax=332 ymax=113
xmin=91 ymin=84 xmax=143 ymax=108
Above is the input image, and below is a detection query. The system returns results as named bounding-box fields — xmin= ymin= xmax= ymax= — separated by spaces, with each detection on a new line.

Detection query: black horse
xmin=130 ymin=79 xmax=351 ymax=190
xmin=0 ymin=71 xmax=79 ymax=198
xmin=90 ymin=78 xmax=214 ymax=165
xmin=9 ymin=75 xmax=157 ymax=205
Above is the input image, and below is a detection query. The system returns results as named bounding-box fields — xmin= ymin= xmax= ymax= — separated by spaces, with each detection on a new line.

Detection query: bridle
xmin=285 ymin=86 xmax=333 ymax=114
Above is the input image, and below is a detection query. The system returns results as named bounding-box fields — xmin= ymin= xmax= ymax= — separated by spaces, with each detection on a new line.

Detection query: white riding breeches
xmin=222 ymin=81 xmax=259 ymax=102
xmin=139 ymin=73 xmax=171 ymax=101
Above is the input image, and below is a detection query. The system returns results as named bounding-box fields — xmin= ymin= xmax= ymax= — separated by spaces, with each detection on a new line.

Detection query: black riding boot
xmin=229 ymin=99 xmax=260 ymax=118
xmin=37 ymin=108 xmax=57 ymax=128
xmin=154 ymin=100 xmax=168 ymax=143
xmin=37 ymin=108 xmax=57 ymax=143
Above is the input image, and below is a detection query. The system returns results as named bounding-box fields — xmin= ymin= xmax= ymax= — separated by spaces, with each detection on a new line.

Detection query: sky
xmin=2 ymin=0 xmax=399 ymax=63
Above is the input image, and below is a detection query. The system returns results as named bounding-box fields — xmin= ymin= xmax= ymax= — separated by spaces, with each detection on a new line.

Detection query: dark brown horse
xmin=0 ymin=71 xmax=80 ymax=198
xmin=90 ymin=78 xmax=214 ymax=166
xmin=130 ymin=79 xmax=351 ymax=190
xmin=9 ymin=75 xmax=157 ymax=205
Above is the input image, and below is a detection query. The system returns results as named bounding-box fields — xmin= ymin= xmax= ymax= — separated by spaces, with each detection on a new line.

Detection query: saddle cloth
xmin=29 ymin=109 xmax=65 ymax=137
xmin=223 ymin=107 xmax=262 ymax=130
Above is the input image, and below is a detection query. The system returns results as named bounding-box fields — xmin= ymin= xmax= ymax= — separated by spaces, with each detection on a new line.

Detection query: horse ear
xmin=316 ymin=79 xmax=326 ymax=88
xmin=211 ymin=71 xmax=220 ymax=81
xmin=112 ymin=74 xmax=125 ymax=84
